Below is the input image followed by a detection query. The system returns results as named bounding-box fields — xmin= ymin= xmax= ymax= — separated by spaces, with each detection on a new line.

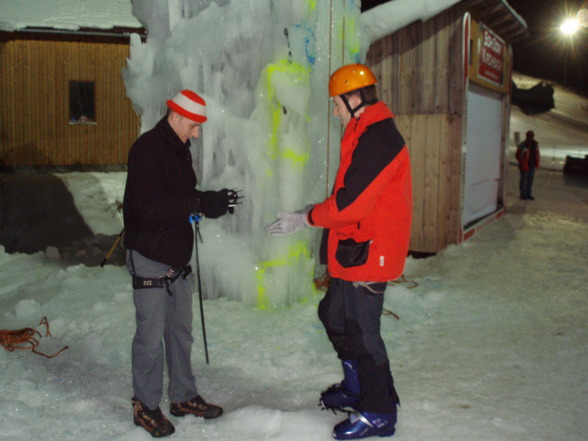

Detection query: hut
xmin=0 ymin=0 xmax=143 ymax=169
xmin=364 ymin=0 xmax=528 ymax=254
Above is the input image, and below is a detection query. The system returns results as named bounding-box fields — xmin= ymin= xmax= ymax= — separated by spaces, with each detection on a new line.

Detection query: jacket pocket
xmin=335 ymin=238 xmax=371 ymax=268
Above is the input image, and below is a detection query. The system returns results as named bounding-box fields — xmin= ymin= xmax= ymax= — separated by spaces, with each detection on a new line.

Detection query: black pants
xmin=318 ymin=277 xmax=399 ymax=413
xmin=519 ymin=167 xmax=535 ymax=199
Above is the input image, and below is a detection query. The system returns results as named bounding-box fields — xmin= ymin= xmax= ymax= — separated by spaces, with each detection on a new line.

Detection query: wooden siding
xmin=368 ymin=12 xmax=465 ymax=116
xmin=0 ymin=32 xmax=139 ymax=167
xmin=395 ymin=114 xmax=461 ymax=252
xmin=367 ymin=8 xmax=466 ymax=254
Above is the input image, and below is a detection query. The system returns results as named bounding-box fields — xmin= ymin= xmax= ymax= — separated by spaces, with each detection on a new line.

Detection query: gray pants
xmin=127 ymin=250 xmax=198 ymax=410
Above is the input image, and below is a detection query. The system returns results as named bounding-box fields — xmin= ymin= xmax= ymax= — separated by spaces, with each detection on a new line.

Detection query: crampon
xmin=0 ymin=316 xmax=68 ymax=358
xmin=319 ymin=388 xmax=355 ymax=415
xmin=319 ymin=401 xmax=354 ymax=415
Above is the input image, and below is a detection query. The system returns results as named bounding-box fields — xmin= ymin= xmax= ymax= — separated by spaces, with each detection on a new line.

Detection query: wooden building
xmin=365 ymin=0 xmax=527 ymax=254
xmin=0 ymin=2 xmax=143 ymax=169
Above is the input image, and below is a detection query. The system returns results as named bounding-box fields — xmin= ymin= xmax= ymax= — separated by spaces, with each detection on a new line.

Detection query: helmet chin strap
xmin=341 ymin=89 xmax=376 ymax=118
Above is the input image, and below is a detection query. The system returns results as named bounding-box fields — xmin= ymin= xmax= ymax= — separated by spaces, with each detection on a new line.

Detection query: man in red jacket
xmin=266 ymin=64 xmax=412 ymax=440
xmin=515 ymin=130 xmax=540 ymax=200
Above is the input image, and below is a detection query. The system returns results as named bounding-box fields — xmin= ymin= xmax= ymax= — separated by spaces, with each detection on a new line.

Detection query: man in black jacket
xmin=123 ymin=89 xmax=235 ymax=438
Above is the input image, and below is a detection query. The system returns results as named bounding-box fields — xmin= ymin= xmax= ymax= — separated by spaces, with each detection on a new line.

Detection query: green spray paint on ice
xmin=261 ymin=59 xmax=311 ymax=161
xmin=253 ymin=0 xmax=363 ymax=308
xmin=255 ymin=241 xmax=313 ymax=309
xmin=255 ymin=56 xmax=313 ymax=308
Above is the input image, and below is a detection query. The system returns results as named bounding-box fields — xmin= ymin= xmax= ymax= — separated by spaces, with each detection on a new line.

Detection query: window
xmin=69 ymin=81 xmax=96 ymax=124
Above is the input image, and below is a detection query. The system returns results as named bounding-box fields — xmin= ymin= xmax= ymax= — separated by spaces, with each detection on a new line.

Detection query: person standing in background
xmin=516 ymin=130 xmax=540 ymax=200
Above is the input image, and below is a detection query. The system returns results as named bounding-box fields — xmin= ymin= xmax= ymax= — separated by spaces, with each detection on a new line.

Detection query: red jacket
xmin=308 ymin=102 xmax=412 ymax=282
xmin=516 ymin=139 xmax=540 ymax=171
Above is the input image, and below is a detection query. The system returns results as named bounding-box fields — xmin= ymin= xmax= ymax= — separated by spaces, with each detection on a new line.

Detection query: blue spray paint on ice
xmin=294 ymin=24 xmax=316 ymax=66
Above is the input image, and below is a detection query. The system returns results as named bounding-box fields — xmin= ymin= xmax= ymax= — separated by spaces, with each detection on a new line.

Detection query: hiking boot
xmin=132 ymin=397 xmax=175 ymax=438
xmin=170 ymin=395 xmax=223 ymax=419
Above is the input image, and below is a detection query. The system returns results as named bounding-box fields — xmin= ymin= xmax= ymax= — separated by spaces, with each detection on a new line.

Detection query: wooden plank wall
xmin=0 ymin=32 xmax=139 ymax=167
xmin=367 ymin=7 xmax=466 ymax=254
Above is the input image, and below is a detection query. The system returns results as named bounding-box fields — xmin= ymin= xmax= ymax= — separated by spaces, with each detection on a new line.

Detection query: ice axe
xmin=189 ymin=189 xmax=243 ymax=364
xmin=190 ymin=214 xmax=210 ymax=364
xmin=100 ymin=229 xmax=124 ymax=267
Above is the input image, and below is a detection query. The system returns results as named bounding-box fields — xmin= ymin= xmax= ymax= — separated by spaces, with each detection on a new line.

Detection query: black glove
xmin=197 ymin=190 xmax=231 ymax=219
xmin=225 ymin=189 xmax=243 ymax=214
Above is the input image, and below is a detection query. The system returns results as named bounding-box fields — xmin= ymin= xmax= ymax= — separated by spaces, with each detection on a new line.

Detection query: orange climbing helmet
xmin=329 ymin=63 xmax=377 ymax=97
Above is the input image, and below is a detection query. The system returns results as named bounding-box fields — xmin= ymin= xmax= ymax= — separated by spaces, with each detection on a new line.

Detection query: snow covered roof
xmin=0 ymin=0 xmax=142 ymax=33
xmin=362 ymin=0 xmax=527 ymax=50
xmin=361 ymin=0 xmax=464 ymax=47
xmin=468 ymin=0 xmax=528 ymax=42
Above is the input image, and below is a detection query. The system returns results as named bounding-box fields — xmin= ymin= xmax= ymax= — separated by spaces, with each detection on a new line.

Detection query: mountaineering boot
xmin=170 ymin=395 xmax=224 ymax=419
xmin=333 ymin=410 xmax=397 ymax=440
xmin=320 ymin=360 xmax=360 ymax=411
xmin=132 ymin=397 xmax=175 ymax=438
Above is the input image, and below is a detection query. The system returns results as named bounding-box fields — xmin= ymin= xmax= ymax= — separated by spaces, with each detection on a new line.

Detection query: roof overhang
xmin=361 ymin=0 xmax=528 ymax=55
xmin=10 ymin=26 xmax=146 ymax=39
xmin=466 ymin=0 xmax=529 ymax=43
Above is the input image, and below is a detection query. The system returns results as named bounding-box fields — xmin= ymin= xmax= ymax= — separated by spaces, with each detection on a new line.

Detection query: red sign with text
xmin=478 ymin=25 xmax=504 ymax=87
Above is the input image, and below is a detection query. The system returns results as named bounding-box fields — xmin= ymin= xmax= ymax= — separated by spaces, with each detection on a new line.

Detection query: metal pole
xmin=194 ymin=220 xmax=210 ymax=364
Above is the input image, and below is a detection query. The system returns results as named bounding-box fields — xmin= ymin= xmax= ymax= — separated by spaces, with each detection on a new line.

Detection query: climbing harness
xmin=0 ymin=317 xmax=69 ymax=358
xmin=313 ymin=272 xmax=418 ymax=321
xmin=353 ymin=281 xmax=386 ymax=294
xmin=132 ymin=265 xmax=193 ymax=295
xmin=128 ymin=249 xmax=192 ymax=296
xmin=314 ymin=272 xmax=418 ymax=292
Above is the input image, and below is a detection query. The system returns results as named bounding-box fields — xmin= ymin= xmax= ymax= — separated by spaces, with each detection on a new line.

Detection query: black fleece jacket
xmin=123 ymin=117 xmax=199 ymax=268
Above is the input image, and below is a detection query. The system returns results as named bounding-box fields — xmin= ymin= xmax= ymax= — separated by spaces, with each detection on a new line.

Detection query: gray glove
xmin=265 ymin=206 xmax=312 ymax=236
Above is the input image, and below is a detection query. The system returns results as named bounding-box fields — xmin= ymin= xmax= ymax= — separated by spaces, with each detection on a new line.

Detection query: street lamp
xmin=558 ymin=17 xmax=582 ymax=85
xmin=560 ymin=18 xmax=579 ymax=36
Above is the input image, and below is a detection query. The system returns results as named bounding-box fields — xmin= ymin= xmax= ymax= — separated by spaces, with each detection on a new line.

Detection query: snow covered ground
xmin=1 ymin=170 xmax=587 ymax=441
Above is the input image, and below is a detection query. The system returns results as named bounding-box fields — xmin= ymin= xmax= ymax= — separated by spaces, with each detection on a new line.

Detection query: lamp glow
xmin=560 ymin=18 xmax=580 ymax=35
xmin=577 ymin=8 xmax=588 ymax=27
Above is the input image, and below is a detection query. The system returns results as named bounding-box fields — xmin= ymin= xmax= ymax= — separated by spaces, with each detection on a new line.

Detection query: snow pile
xmin=56 ymin=172 xmax=126 ymax=237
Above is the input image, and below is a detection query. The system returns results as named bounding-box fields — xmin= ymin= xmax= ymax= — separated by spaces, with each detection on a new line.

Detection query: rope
xmin=0 ymin=316 xmax=69 ymax=358
xmin=313 ymin=271 xmax=331 ymax=292
xmin=382 ymin=309 xmax=401 ymax=320
xmin=387 ymin=274 xmax=418 ymax=290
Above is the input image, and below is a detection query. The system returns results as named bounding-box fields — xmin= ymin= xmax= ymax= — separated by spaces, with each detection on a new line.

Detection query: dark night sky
xmin=361 ymin=0 xmax=588 ymax=95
